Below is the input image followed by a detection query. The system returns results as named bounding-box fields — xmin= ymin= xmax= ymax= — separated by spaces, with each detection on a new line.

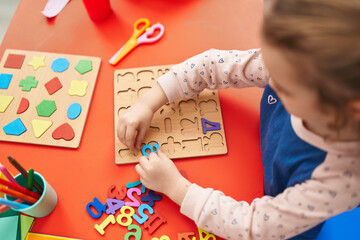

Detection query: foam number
xmin=133 ymin=204 xmax=154 ymax=224
xmin=86 ymin=197 xmax=107 ymax=219
xmin=126 ymin=180 xmax=146 ymax=194
xmin=124 ymin=224 xmax=142 ymax=240
xmin=116 ymin=206 xmax=135 ymax=227
xmin=201 ymin=118 xmax=221 ymax=134
xmin=106 ymin=198 xmax=125 ymax=215
xmin=152 ymin=235 xmax=170 ymax=240
xmin=140 ymin=190 xmax=162 ymax=207
xmin=125 ymin=187 xmax=141 ymax=207
xmin=198 ymin=228 xmax=216 ymax=240
xmin=94 ymin=214 xmax=115 ymax=235
xmin=142 ymin=142 xmax=160 ymax=156
xmin=144 ymin=211 xmax=167 ymax=235
xmin=178 ymin=232 xmax=196 ymax=240
xmin=107 ymin=185 xmax=127 ymax=200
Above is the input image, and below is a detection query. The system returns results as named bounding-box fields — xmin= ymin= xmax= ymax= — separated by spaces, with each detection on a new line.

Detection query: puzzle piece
xmin=36 ymin=100 xmax=57 ymax=117
xmin=178 ymin=232 xmax=196 ymax=240
xmin=142 ymin=142 xmax=160 ymax=156
xmin=4 ymin=54 xmax=25 ymax=69
xmin=143 ymin=211 xmax=166 ymax=235
xmin=51 ymin=57 xmax=69 ymax=72
xmin=0 ymin=95 xmax=14 ymax=113
xmin=45 ymin=77 xmax=63 ymax=95
xmin=67 ymin=103 xmax=82 ymax=120
xmin=28 ymin=55 xmax=46 ymax=71
xmin=19 ymin=76 xmax=38 ymax=91
xmin=31 ymin=120 xmax=53 ymax=138
xmin=52 ymin=123 xmax=75 ymax=141
xmin=68 ymin=80 xmax=88 ymax=96
xmin=17 ymin=97 xmax=29 ymax=114
xmin=3 ymin=118 xmax=27 ymax=136
xmin=0 ymin=73 xmax=13 ymax=89
xmin=94 ymin=214 xmax=116 ymax=235
xmin=201 ymin=118 xmax=221 ymax=134
xmin=140 ymin=190 xmax=162 ymax=207
xmin=75 ymin=60 xmax=92 ymax=74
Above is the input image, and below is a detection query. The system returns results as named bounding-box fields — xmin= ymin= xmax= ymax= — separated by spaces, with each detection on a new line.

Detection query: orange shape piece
xmin=17 ymin=97 xmax=30 ymax=114
xmin=4 ymin=54 xmax=25 ymax=69
xmin=52 ymin=123 xmax=75 ymax=141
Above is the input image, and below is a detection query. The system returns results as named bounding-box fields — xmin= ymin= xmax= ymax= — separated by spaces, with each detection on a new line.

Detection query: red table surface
xmin=0 ymin=0 xmax=265 ymax=239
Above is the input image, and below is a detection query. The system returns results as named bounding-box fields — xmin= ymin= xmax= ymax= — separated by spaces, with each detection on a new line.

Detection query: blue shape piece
xmin=67 ymin=103 xmax=82 ymax=120
xmin=51 ymin=58 xmax=70 ymax=73
xmin=141 ymin=142 xmax=160 ymax=157
xmin=140 ymin=190 xmax=162 ymax=207
xmin=201 ymin=118 xmax=221 ymax=134
xmin=3 ymin=118 xmax=27 ymax=136
xmin=0 ymin=73 xmax=13 ymax=89
xmin=126 ymin=180 xmax=146 ymax=194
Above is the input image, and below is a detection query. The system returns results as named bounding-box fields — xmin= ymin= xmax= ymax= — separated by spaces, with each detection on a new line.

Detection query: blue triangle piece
xmin=3 ymin=118 xmax=27 ymax=136
xmin=0 ymin=73 xmax=13 ymax=89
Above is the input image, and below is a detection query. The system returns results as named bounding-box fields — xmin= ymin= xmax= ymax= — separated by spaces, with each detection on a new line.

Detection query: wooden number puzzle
xmin=114 ymin=65 xmax=227 ymax=164
xmin=0 ymin=49 xmax=101 ymax=148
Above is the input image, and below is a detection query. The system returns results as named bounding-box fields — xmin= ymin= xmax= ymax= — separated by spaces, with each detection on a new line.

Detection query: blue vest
xmin=260 ymin=84 xmax=327 ymax=239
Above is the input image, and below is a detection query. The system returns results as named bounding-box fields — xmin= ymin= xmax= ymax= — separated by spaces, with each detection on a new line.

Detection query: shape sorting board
xmin=114 ymin=65 xmax=227 ymax=164
xmin=0 ymin=49 xmax=101 ymax=148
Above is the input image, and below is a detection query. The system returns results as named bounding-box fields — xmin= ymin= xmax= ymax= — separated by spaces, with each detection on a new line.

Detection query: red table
xmin=0 ymin=0 xmax=265 ymax=239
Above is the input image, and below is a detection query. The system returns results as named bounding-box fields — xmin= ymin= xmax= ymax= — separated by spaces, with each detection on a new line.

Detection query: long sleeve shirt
xmin=156 ymin=49 xmax=360 ymax=240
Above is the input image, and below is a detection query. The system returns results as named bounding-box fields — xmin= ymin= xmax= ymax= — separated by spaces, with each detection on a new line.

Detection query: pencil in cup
xmin=0 ymin=186 xmax=37 ymax=204
xmin=4 ymin=172 xmax=58 ymax=218
xmin=0 ymin=178 xmax=41 ymax=199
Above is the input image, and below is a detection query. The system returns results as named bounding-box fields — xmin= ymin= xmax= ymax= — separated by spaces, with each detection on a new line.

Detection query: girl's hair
xmin=262 ymin=0 xmax=360 ymax=129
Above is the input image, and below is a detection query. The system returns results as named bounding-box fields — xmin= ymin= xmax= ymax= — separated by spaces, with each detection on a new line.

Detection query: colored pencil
xmin=0 ymin=199 xmax=23 ymax=214
xmin=7 ymin=156 xmax=43 ymax=194
xmin=0 ymin=165 xmax=18 ymax=185
xmin=0 ymin=186 xmax=37 ymax=204
xmin=0 ymin=179 xmax=41 ymax=199
xmin=0 ymin=197 xmax=30 ymax=209
xmin=28 ymin=169 xmax=34 ymax=191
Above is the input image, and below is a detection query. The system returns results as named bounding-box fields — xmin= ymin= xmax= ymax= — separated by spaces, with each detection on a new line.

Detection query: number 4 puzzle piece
xmin=201 ymin=118 xmax=221 ymax=134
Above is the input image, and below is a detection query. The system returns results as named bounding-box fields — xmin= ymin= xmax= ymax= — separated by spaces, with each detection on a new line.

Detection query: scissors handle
xmin=137 ymin=23 xmax=165 ymax=45
xmin=132 ymin=18 xmax=151 ymax=39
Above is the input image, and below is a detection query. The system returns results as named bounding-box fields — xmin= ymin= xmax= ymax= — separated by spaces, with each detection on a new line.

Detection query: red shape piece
xmin=45 ymin=77 xmax=63 ymax=95
xmin=143 ymin=211 xmax=166 ymax=235
xmin=4 ymin=54 xmax=25 ymax=69
xmin=52 ymin=123 xmax=75 ymax=141
xmin=17 ymin=97 xmax=30 ymax=114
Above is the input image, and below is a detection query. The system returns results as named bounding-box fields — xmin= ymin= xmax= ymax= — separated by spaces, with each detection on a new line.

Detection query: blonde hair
xmin=263 ymin=0 xmax=360 ymax=128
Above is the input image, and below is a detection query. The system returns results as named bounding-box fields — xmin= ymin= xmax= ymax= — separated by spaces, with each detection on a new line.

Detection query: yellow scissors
xmin=109 ymin=18 xmax=165 ymax=65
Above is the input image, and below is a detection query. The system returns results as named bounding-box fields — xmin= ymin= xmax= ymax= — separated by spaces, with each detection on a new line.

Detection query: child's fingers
xmin=125 ymin=127 xmax=137 ymax=150
xmin=157 ymin=149 xmax=170 ymax=161
xmin=135 ymin=127 xmax=147 ymax=149
xmin=135 ymin=164 xmax=146 ymax=177
xmin=117 ymin=124 xmax=126 ymax=145
xmin=139 ymin=156 xmax=150 ymax=169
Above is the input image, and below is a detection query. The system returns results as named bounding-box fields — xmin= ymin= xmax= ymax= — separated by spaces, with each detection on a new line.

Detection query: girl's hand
xmin=116 ymin=83 xmax=168 ymax=150
xmin=135 ymin=149 xmax=191 ymax=206
xmin=117 ymin=101 xmax=154 ymax=150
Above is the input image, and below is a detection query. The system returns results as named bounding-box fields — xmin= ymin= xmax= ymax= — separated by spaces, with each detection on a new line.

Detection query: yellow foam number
xmin=94 ymin=214 xmax=115 ymax=235
xmin=68 ymin=80 xmax=88 ymax=97
xmin=0 ymin=95 xmax=14 ymax=112
xmin=116 ymin=206 xmax=135 ymax=226
xmin=198 ymin=228 xmax=216 ymax=240
xmin=152 ymin=235 xmax=170 ymax=240
xmin=31 ymin=120 xmax=53 ymax=138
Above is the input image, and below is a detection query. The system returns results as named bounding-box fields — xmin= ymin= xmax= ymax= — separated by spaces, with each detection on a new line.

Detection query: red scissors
xmin=109 ymin=18 xmax=165 ymax=65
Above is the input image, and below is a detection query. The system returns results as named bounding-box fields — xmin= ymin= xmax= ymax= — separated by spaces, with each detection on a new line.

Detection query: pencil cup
xmin=5 ymin=172 xmax=58 ymax=218
xmin=82 ymin=0 xmax=112 ymax=21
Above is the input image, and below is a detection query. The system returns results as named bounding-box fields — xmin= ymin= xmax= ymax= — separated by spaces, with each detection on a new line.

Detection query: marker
xmin=0 ymin=179 xmax=41 ymax=199
xmin=0 ymin=165 xmax=18 ymax=185
xmin=0 ymin=197 xmax=30 ymax=209
xmin=28 ymin=169 xmax=34 ymax=191
xmin=0 ymin=186 xmax=37 ymax=204
xmin=7 ymin=156 xmax=43 ymax=194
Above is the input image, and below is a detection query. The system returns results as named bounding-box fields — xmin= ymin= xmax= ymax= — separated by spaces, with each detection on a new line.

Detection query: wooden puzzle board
xmin=114 ymin=65 xmax=227 ymax=164
xmin=0 ymin=49 xmax=101 ymax=148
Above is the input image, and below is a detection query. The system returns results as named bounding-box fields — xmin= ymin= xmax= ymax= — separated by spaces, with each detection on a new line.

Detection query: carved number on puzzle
xmin=201 ymin=118 xmax=221 ymax=134
xmin=133 ymin=204 xmax=154 ymax=224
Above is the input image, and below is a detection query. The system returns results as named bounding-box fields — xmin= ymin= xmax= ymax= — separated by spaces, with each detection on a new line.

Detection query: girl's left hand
xmin=135 ymin=149 xmax=191 ymax=205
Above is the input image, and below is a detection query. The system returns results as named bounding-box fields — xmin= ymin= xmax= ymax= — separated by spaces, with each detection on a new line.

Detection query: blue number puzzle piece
xmin=201 ymin=118 xmax=221 ymax=134
xmin=3 ymin=118 xmax=27 ymax=136
xmin=140 ymin=190 xmax=162 ymax=207
xmin=86 ymin=197 xmax=107 ymax=219
xmin=141 ymin=142 xmax=160 ymax=157
xmin=0 ymin=73 xmax=13 ymax=89
xmin=126 ymin=180 xmax=146 ymax=194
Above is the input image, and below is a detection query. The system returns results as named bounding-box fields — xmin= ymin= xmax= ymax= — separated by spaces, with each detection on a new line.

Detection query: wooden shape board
xmin=0 ymin=49 xmax=101 ymax=148
xmin=114 ymin=65 xmax=227 ymax=164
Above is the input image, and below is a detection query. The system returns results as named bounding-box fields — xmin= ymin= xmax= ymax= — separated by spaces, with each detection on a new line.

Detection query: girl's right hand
xmin=117 ymin=101 xmax=154 ymax=150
